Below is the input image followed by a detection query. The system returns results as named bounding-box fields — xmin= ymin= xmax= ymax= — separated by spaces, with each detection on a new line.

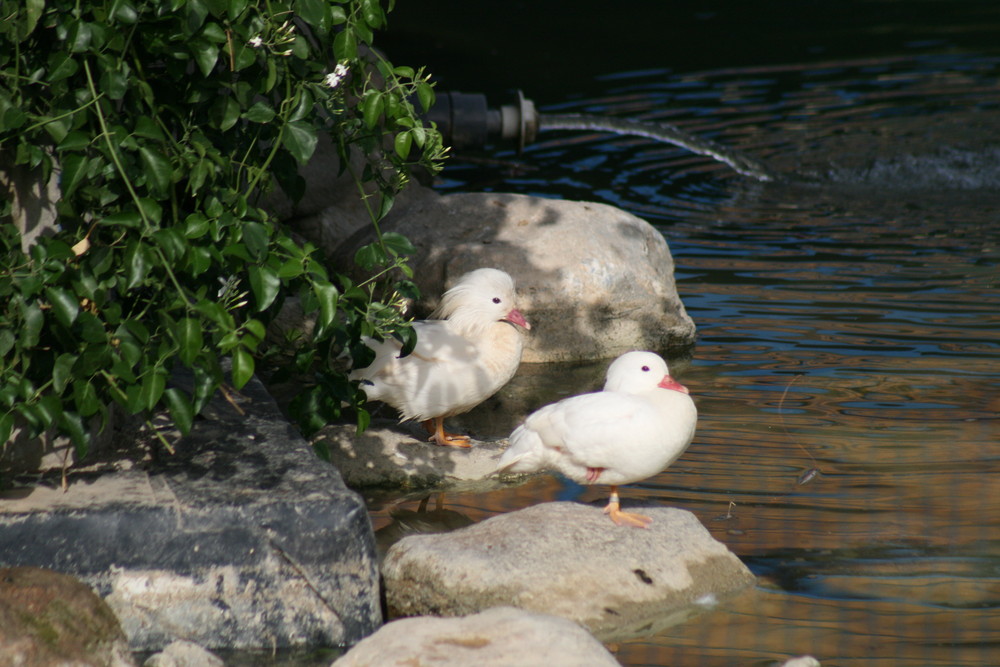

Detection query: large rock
xmin=0 ymin=566 xmax=135 ymax=667
xmin=308 ymin=189 xmax=695 ymax=363
xmin=332 ymin=606 xmax=620 ymax=667
xmin=382 ymin=502 xmax=755 ymax=642
xmin=0 ymin=373 xmax=381 ymax=652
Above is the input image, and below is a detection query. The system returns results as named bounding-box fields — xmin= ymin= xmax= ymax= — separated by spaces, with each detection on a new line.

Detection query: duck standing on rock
xmin=351 ymin=268 xmax=531 ymax=448
xmin=497 ymin=351 xmax=697 ymax=527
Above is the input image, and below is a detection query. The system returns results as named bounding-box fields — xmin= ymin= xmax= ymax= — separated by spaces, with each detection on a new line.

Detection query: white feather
xmin=498 ymin=351 xmax=697 ymax=486
xmin=351 ymin=268 xmax=529 ymax=424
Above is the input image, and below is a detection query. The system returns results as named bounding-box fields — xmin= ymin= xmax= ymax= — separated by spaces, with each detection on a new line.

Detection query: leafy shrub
xmin=0 ymin=0 xmax=445 ymax=463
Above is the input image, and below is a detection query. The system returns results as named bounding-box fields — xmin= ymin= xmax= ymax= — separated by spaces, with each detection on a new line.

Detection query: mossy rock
xmin=0 ymin=566 xmax=133 ymax=666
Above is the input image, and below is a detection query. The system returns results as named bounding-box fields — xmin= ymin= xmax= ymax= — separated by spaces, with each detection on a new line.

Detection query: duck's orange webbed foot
xmin=603 ymin=486 xmax=652 ymax=528
xmin=422 ymin=418 xmax=473 ymax=448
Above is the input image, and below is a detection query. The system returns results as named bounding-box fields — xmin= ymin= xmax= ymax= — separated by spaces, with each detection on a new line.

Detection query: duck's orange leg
xmin=603 ymin=486 xmax=652 ymax=528
xmin=421 ymin=417 xmax=472 ymax=448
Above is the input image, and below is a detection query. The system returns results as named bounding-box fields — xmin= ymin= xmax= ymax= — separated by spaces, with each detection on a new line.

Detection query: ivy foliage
xmin=0 ymin=0 xmax=446 ymax=461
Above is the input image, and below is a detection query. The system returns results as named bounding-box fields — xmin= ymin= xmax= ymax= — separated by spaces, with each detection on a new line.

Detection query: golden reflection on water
xmin=368 ymin=309 xmax=1000 ymax=666
xmin=366 ymin=56 xmax=1000 ymax=665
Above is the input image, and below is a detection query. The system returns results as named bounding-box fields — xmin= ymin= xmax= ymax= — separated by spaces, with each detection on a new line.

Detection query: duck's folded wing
xmin=352 ymin=321 xmax=472 ymax=380
xmin=406 ymin=320 xmax=479 ymax=363
xmin=526 ymin=392 xmax=656 ymax=468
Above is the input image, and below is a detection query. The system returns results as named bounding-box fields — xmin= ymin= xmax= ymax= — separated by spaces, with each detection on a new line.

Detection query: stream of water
xmin=368 ymin=4 xmax=1000 ymax=665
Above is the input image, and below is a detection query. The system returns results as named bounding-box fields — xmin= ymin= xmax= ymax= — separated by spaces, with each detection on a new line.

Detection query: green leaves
xmin=21 ymin=0 xmax=44 ymax=40
xmin=231 ymin=346 xmax=254 ymax=389
xmin=248 ymin=265 xmax=280 ymax=311
xmin=281 ymin=120 xmax=318 ymax=164
xmin=296 ymin=0 xmax=331 ymax=33
xmin=209 ymin=96 xmax=240 ymax=131
xmin=163 ymin=388 xmax=194 ymax=434
xmin=362 ymin=91 xmax=384 ymax=129
xmin=0 ymin=0 xmax=444 ymax=462
xmin=45 ymin=286 xmax=79 ymax=328
xmin=139 ymin=145 xmax=173 ymax=197
xmin=174 ymin=318 xmax=203 ymax=366
xmin=244 ymin=101 xmax=276 ymax=123
xmin=313 ymin=281 xmax=340 ymax=339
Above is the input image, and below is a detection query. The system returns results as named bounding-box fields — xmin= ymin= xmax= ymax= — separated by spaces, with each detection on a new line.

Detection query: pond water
xmin=366 ymin=2 xmax=1000 ymax=666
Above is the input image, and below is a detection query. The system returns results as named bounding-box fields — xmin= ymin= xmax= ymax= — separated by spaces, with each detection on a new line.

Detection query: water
xmin=369 ymin=4 xmax=1000 ymax=665
xmin=538 ymin=113 xmax=776 ymax=180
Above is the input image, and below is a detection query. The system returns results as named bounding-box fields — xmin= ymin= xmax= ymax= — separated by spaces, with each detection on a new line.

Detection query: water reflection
xmin=370 ymin=54 xmax=1000 ymax=666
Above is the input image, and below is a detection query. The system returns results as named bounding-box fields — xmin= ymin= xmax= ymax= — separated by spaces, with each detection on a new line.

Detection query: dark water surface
xmin=368 ymin=2 xmax=1000 ymax=666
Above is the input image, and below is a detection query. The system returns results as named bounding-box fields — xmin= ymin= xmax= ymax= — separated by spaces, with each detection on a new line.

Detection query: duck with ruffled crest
xmin=352 ymin=268 xmax=531 ymax=447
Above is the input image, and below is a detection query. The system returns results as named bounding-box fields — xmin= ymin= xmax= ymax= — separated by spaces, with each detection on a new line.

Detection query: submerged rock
xmin=143 ymin=639 xmax=224 ymax=667
xmin=332 ymin=606 xmax=620 ymax=666
xmin=381 ymin=502 xmax=755 ymax=642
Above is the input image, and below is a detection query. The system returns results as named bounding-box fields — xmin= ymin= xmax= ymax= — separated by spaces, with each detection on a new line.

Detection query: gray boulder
xmin=382 ymin=502 xmax=755 ymax=642
xmin=332 ymin=606 xmax=620 ymax=667
xmin=284 ymin=173 xmax=696 ymax=364
xmin=329 ymin=190 xmax=696 ymax=363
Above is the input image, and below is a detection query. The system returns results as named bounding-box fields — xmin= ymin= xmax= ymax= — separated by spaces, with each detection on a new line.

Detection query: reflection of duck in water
xmin=375 ymin=495 xmax=475 ymax=561
xmin=351 ymin=268 xmax=531 ymax=448
xmin=498 ymin=351 xmax=697 ymax=528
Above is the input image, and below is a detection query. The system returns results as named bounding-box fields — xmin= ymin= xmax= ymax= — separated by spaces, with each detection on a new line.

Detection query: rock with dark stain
xmin=382 ymin=502 xmax=756 ymax=642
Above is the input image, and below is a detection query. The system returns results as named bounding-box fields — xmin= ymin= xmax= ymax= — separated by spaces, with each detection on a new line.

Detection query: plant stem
xmin=83 ymin=59 xmax=192 ymax=312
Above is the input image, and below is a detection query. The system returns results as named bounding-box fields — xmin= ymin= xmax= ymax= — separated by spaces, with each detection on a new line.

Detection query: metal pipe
xmin=422 ymin=90 xmax=538 ymax=152
xmin=423 ymin=89 xmax=773 ymax=181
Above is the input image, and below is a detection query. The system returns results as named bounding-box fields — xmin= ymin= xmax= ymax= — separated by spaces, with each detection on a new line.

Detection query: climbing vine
xmin=0 ymin=0 xmax=445 ymax=465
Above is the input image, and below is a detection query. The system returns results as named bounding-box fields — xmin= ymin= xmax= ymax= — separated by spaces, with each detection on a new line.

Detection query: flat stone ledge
xmin=332 ymin=606 xmax=621 ymax=667
xmin=382 ymin=502 xmax=756 ymax=642
xmin=314 ymin=419 xmax=512 ymax=492
xmin=0 ymin=374 xmax=381 ymax=652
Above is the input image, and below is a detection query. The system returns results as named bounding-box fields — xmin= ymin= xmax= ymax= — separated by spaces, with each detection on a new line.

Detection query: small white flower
xmin=324 ymin=62 xmax=349 ymax=89
xmin=248 ymin=36 xmax=263 ymax=48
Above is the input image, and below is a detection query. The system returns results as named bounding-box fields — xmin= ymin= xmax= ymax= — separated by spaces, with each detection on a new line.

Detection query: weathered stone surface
xmin=382 ymin=502 xmax=755 ymax=642
xmin=143 ymin=639 xmax=224 ymax=667
xmin=0 ymin=566 xmax=135 ymax=667
xmin=2 ymin=406 xmax=138 ymax=476
xmin=309 ymin=189 xmax=695 ymax=363
xmin=373 ymin=500 xmax=476 ymax=566
xmin=313 ymin=418 xmax=508 ymax=491
xmin=332 ymin=606 xmax=620 ymax=667
xmin=0 ymin=373 xmax=381 ymax=652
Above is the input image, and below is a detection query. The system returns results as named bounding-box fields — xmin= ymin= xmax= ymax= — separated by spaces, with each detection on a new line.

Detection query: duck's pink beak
xmin=659 ymin=375 xmax=689 ymax=394
xmin=504 ymin=308 xmax=531 ymax=330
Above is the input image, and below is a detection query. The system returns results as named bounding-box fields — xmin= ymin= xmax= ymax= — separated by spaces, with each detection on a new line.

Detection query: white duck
xmin=351 ymin=268 xmax=531 ymax=448
xmin=497 ymin=350 xmax=697 ymax=527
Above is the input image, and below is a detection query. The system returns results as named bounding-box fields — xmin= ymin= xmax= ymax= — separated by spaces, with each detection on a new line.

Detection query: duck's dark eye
xmin=492 ymin=297 xmax=501 ymax=304
xmin=641 ymin=365 xmax=650 ymax=372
